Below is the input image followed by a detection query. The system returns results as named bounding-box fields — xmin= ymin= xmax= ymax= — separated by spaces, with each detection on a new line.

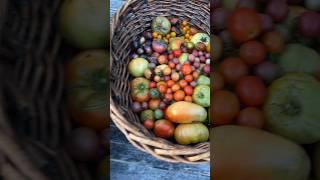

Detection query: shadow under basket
xmin=111 ymin=0 xmax=210 ymax=164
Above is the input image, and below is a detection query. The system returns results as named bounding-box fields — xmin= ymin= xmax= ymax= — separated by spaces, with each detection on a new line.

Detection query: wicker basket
xmin=111 ymin=0 xmax=210 ymax=164
xmin=0 ymin=0 xmax=99 ymax=179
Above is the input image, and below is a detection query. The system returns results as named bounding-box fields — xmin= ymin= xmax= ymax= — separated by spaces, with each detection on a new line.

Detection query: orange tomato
xmin=174 ymin=90 xmax=185 ymax=101
xmin=171 ymin=84 xmax=181 ymax=92
xmin=179 ymin=80 xmax=188 ymax=88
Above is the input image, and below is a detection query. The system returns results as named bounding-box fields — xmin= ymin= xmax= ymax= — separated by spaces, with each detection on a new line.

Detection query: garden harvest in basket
xmin=212 ymin=0 xmax=320 ymax=179
xmin=128 ymin=16 xmax=210 ymax=145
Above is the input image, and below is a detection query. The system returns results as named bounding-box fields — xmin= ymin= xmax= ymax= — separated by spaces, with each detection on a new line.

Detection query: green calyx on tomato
xmin=131 ymin=77 xmax=150 ymax=102
xmin=193 ymin=85 xmax=210 ymax=107
xmin=65 ymin=49 xmax=108 ymax=130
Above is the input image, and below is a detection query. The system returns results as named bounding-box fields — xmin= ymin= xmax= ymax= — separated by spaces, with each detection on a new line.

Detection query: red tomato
xmin=167 ymin=80 xmax=175 ymax=87
xmin=165 ymin=93 xmax=173 ymax=101
xmin=227 ymin=7 xmax=261 ymax=43
xmin=240 ymin=41 xmax=266 ymax=65
xmin=235 ymin=76 xmax=267 ymax=106
xmin=173 ymin=49 xmax=182 ymax=57
xmin=179 ymin=80 xmax=188 ymax=88
xmin=185 ymin=74 xmax=194 ymax=82
xmin=213 ymin=90 xmax=240 ymax=126
xmin=262 ymin=31 xmax=285 ymax=54
xmin=213 ymin=71 xmax=225 ymax=91
xmin=158 ymin=84 xmax=167 ymax=94
xmin=171 ymin=84 xmax=181 ymax=92
xmin=219 ymin=57 xmax=249 ymax=84
xmin=144 ymin=119 xmax=155 ymax=130
xmin=236 ymin=107 xmax=264 ymax=129
xmin=174 ymin=90 xmax=185 ymax=101
xmin=149 ymin=82 xmax=157 ymax=88
xmin=154 ymin=120 xmax=175 ymax=139
xmin=184 ymin=85 xmax=193 ymax=96
xmin=169 ymin=62 xmax=176 ymax=69
xmin=180 ymin=64 xmax=193 ymax=75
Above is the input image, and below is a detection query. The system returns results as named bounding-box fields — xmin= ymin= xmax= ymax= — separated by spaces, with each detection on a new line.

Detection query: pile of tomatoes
xmin=212 ymin=0 xmax=320 ymax=129
xmin=128 ymin=17 xmax=211 ymax=145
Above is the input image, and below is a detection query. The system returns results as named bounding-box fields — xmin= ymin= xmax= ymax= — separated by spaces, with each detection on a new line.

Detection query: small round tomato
xmin=174 ymin=90 xmax=185 ymax=101
xmin=235 ymin=76 xmax=266 ymax=106
xmin=184 ymin=96 xmax=193 ymax=102
xmin=212 ymin=71 xmax=224 ymax=91
xmin=167 ymin=80 xmax=175 ymax=87
xmin=153 ymin=120 xmax=175 ymax=139
xmin=168 ymin=62 xmax=176 ymax=69
xmin=149 ymin=81 xmax=157 ymax=88
xmin=171 ymin=72 xmax=180 ymax=82
xmin=185 ymin=74 xmax=194 ymax=82
xmin=158 ymin=84 xmax=167 ymax=94
xmin=219 ymin=57 xmax=249 ymax=84
xmin=149 ymin=99 xmax=161 ymax=110
xmin=163 ymin=67 xmax=172 ymax=76
xmin=236 ymin=107 xmax=264 ymax=129
xmin=227 ymin=7 xmax=261 ymax=43
xmin=171 ymin=84 xmax=181 ymax=92
xmin=173 ymin=49 xmax=182 ymax=57
xmin=239 ymin=41 xmax=266 ymax=65
xmin=154 ymin=75 xmax=161 ymax=82
xmin=179 ymin=80 xmax=188 ymax=88
xmin=192 ymin=71 xmax=199 ymax=79
xmin=165 ymin=93 xmax=173 ymax=101
xmin=184 ymin=85 xmax=193 ymax=96
xmin=262 ymin=31 xmax=285 ymax=54
xmin=166 ymin=88 xmax=173 ymax=94
xmin=213 ymin=90 xmax=240 ymax=126
xmin=180 ymin=64 xmax=193 ymax=75
xmin=158 ymin=55 xmax=168 ymax=64
xmin=144 ymin=119 xmax=154 ymax=130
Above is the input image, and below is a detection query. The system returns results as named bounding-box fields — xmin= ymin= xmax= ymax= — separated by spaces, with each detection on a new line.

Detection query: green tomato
xmin=193 ymin=85 xmax=210 ymax=107
xmin=140 ymin=109 xmax=154 ymax=122
xmin=174 ymin=123 xmax=209 ymax=145
xmin=264 ymin=73 xmax=320 ymax=144
xmin=154 ymin=109 xmax=164 ymax=120
xmin=128 ymin=58 xmax=149 ymax=77
xmin=191 ymin=33 xmax=210 ymax=47
xmin=150 ymin=88 xmax=160 ymax=99
xmin=130 ymin=77 xmax=150 ymax=102
xmin=152 ymin=16 xmax=171 ymax=35
xmin=179 ymin=53 xmax=189 ymax=64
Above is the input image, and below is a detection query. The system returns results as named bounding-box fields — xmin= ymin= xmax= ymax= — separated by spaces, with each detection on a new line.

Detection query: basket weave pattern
xmin=111 ymin=0 xmax=210 ymax=164
xmin=0 ymin=0 xmax=93 ymax=179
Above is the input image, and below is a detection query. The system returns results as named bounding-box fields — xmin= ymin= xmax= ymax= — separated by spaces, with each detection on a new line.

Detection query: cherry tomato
xmin=192 ymin=71 xmax=200 ymax=79
xmin=158 ymin=55 xmax=168 ymax=64
xmin=184 ymin=85 xmax=193 ymax=96
xmin=168 ymin=62 xmax=176 ymax=69
xmin=163 ymin=67 xmax=172 ymax=76
xmin=180 ymin=64 xmax=193 ymax=75
xmin=213 ymin=90 xmax=240 ymax=126
xmin=219 ymin=57 xmax=249 ymax=84
xmin=149 ymin=99 xmax=161 ymax=110
xmin=262 ymin=31 xmax=285 ymax=54
xmin=165 ymin=93 xmax=173 ymax=101
xmin=171 ymin=84 xmax=181 ymax=92
xmin=240 ymin=41 xmax=266 ymax=65
xmin=167 ymin=80 xmax=175 ymax=87
xmin=235 ymin=76 xmax=266 ymax=106
xmin=179 ymin=80 xmax=188 ymax=88
xmin=171 ymin=72 xmax=180 ymax=82
xmin=158 ymin=84 xmax=167 ymax=94
xmin=173 ymin=49 xmax=182 ymax=57
xmin=213 ymin=71 xmax=225 ymax=91
xmin=174 ymin=90 xmax=185 ymax=101
xmin=236 ymin=107 xmax=264 ymax=129
xmin=144 ymin=119 xmax=155 ymax=130
xmin=149 ymin=82 xmax=157 ymax=88
xmin=185 ymin=74 xmax=194 ymax=82
xmin=227 ymin=7 xmax=261 ymax=43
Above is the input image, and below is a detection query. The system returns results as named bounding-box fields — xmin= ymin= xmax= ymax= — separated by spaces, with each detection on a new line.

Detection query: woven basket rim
xmin=110 ymin=0 xmax=210 ymax=164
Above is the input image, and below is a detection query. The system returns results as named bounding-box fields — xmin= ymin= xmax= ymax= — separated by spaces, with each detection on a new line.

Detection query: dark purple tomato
xmin=65 ymin=128 xmax=100 ymax=162
xmin=298 ymin=11 xmax=320 ymax=38
xmin=212 ymin=8 xmax=230 ymax=31
xmin=265 ymin=0 xmax=289 ymax=23
xmin=254 ymin=61 xmax=281 ymax=83
xmin=259 ymin=13 xmax=274 ymax=32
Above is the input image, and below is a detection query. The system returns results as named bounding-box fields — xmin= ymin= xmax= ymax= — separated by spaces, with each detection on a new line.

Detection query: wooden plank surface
xmin=110 ymin=0 xmax=210 ymax=179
